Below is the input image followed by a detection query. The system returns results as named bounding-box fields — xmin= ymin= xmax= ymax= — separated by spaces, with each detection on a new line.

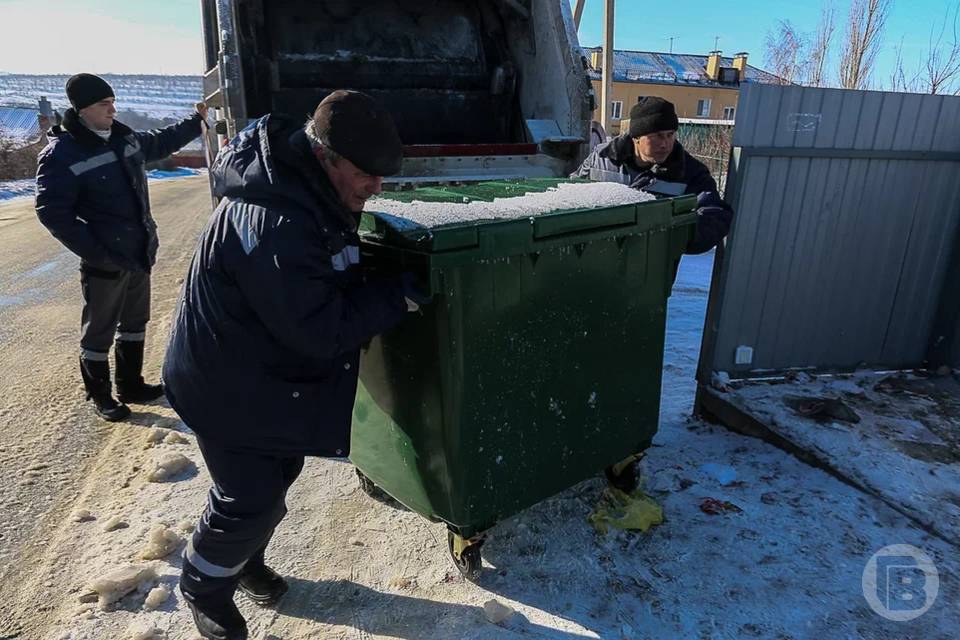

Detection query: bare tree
xmin=921 ymin=1 xmax=960 ymax=94
xmin=889 ymin=37 xmax=920 ymax=92
xmin=765 ymin=20 xmax=806 ymax=84
xmin=807 ymin=2 xmax=837 ymax=87
xmin=680 ymin=124 xmax=734 ymax=195
xmin=838 ymin=0 xmax=892 ymax=90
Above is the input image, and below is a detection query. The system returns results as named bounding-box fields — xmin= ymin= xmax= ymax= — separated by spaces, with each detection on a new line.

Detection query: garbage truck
xmin=198 ymin=0 xmax=595 ymax=182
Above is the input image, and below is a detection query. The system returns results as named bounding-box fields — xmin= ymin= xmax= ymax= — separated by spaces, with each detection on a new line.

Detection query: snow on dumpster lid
xmin=366 ymin=180 xmax=655 ymax=231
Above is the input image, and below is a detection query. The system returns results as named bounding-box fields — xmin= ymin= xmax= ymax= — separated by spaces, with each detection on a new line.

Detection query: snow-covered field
xmin=0 ymin=74 xmax=200 ymax=118
xmin=21 ymin=249 xmax=955 ymax=639
xmin=0 ymin=168 xmax=203 ymax=204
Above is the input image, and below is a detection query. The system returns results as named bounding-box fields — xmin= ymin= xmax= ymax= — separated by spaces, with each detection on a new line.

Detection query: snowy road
xmin=0 ymin=178 xmax=955 ymax=639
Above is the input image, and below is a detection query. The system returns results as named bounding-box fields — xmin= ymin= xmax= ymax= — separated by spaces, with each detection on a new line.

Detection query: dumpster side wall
xmin=704 ymin=84 xmax=960 ymax=377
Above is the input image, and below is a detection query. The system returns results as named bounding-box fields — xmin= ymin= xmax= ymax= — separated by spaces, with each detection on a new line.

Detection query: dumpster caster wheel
xmin=355 ymin=469 xmax=406 ymax=510
xmin=447 ymin=531 xmax=483 ymax=581
xmin=605 ymin=453 xmax=644 ymax=493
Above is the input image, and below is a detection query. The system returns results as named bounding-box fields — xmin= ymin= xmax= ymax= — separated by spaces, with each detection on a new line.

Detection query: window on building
xmin=723 ymin=106 xmax=736 ymax=120
xmin=611 ymin=100 xmax=623 ymax=120
xmin=696 ymin=99 xmax=712 ymax=118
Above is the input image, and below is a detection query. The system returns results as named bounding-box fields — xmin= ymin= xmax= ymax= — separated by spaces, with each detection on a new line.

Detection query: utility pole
xmin=669 ymin=36 xmax=677 ymax=53
xmin=573 ymin=0 xmax=586 ymax=29
xmin=601 ymin=0 xmax=615 ymax=134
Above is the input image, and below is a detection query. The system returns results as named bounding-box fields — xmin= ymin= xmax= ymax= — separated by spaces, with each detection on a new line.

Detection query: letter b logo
xmin=863 ymin=545 xmax=939 ymax=621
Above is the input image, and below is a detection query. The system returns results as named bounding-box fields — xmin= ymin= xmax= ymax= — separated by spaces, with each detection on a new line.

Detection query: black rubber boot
xmin=180 ymin=561 xmax=248 ymax=640
xmin=115 ymin=340 xmax=164 ymax=403
xmin=182 ymin=592 xmax=249 ymax=640
xmin=79 ymin=356 xmax=131 ymax=422
xmin=238 ymin=562 xmax=288 ymax=606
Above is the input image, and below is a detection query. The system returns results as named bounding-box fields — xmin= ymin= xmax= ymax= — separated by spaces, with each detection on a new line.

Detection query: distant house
xmin=583 ymin=48 xmax=785 ymax=134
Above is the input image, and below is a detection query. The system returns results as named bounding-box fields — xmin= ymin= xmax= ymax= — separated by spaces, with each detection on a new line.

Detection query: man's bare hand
xmin=37 ymin=114 xmax=52 ymax=132
xmin=195 ymin=102 xmax=209 ymax=121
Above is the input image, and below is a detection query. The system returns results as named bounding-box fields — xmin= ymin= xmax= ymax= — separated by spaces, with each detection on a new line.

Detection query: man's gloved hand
xmin=696 ymin=190 xmax=725 ymax=210
xmin=686 ymin=191 xmax=734 ymax=255
xmin=628 ymin=173 xmax=654 ymax=191
xmin=400 ymin=272 xmax=432 ymax=311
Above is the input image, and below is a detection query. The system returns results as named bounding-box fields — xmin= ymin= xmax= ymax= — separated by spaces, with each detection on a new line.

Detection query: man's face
xmin=633 ymin=130 xmax=677 ymax=164
xmin=79 ymin=97 xmax=116 ymax=131
xmin=319 ymin=151 xmax=384 ymax=212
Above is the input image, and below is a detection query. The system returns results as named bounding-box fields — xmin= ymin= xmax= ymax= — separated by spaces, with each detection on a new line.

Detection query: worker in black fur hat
xmin=164 ymin=90 xmax=428 ymax=640
xmin=35 ymin=73 xmax=206 ymax=422
xmin=573 ymin=95 xmax=733 ymax=255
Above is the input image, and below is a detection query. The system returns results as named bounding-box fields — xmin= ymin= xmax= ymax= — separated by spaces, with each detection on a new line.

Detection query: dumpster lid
xmin=361 ymin=178 xmax=696 ymax=252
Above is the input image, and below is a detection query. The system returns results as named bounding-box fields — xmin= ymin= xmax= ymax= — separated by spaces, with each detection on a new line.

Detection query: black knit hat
xmin=312 ymin=90 xmax=403 ymax=177
xmin=628 ymin=97 xmax=679 ymax=138
xmin=65 ymin=73 xmax=115 ymax=111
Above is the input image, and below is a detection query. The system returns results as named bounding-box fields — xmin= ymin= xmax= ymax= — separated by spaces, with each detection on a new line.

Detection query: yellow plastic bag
xmin=588 ymin=487 xmax=664 ymax=535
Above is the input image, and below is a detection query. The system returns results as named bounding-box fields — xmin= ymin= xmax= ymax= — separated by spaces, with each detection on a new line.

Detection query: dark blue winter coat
xmin=573 ymin=136 xmax=733 ymax=254
xmin=35 ymin=109 xmax=202 ymax=272
xmin=162 ymin=115 xmax=408 ymax=455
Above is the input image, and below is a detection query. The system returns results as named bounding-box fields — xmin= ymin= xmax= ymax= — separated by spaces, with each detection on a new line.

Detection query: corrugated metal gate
xmin=698 ymin=83 xmax=960 ymax=378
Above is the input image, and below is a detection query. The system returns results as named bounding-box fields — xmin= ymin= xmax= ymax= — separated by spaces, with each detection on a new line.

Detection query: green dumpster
xmin=350 ymin=178 xmax=696 ymax=577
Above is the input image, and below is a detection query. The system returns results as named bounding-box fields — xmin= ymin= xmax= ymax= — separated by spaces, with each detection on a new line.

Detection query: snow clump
xmin=127 ymin=621 xmax=166 ymax=639
xmin=86 ymin=564 xmax=158 ymax=609
xmin=71 ymin=509 xmax=95 ymax=523
xmin=139 ymin=525 xmax=182 ymax=560
xmin=143 ymin=585 xmax=172 ymax=611
xmin=146 ymin=452 xmax=193 ymax=482
xmin=483 ymin=598 xmax=515 ymax=624
xmin=102 ymin=515 xmax=128 ymax=532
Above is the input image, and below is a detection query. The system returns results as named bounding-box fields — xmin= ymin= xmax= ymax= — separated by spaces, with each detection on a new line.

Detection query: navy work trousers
xmin=181 ymin=435 xmax=305 ymax=599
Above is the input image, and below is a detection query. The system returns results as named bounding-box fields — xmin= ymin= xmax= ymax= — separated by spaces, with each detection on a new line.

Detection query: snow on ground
xmin=0 ymin=169 xmax=204 ymax=203
xmin=0 ymin=178 xmax=34 ymax=201
xmin=28 ymin=252 xmax=960 ymax=639
xmin=368 ymin=182 xmax=655 ymax=229
xmin=714 ymin=371 xmax=960 ymax=544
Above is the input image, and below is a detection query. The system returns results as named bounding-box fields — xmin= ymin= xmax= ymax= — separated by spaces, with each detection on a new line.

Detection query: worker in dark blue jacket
xmin=35 ymin=73 xmax=204 ymax=421
xmin=163 ymin=91 xmax=426 ymax=640
xmin=573 ymin=96 xmax=733 ymax=255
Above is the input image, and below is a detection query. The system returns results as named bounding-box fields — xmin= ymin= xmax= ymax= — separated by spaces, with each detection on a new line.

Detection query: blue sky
xmin=0 ymin=0 xmax=952 ymax=88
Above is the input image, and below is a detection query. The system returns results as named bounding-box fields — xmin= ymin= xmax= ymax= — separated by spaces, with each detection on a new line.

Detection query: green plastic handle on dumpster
xmin=532 ymin=204 xmax=637 ymax=240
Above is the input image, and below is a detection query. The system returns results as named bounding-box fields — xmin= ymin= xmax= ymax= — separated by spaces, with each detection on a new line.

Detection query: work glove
xmin=628 ymin=173 xmax=654 ymax=191
xmin=687 ymin=191 xmax=734 ymax=255
xmin=400 ymin=272 xmax=432 ymax=312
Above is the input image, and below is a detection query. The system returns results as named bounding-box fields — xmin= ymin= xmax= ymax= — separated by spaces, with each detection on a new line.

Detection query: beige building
xmin=584 ymin=48 xmax=783 ymax=134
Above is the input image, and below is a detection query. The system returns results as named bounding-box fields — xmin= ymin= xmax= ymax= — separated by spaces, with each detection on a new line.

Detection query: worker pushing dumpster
xmin=351 ymin=178 xmax=697 ymax=578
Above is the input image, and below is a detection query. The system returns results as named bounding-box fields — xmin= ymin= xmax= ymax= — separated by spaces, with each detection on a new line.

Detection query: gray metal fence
xmin=700 ymin=84 xmax=960 ymax=377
